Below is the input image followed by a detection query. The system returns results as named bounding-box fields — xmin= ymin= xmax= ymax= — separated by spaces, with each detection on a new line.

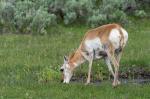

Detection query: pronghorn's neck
xmin=68 ymin=48 xmax=85 ymax=68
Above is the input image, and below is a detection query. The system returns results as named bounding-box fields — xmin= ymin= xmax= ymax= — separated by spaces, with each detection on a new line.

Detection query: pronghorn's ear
xmin=64 ymin=56 xmax=68 ymax=62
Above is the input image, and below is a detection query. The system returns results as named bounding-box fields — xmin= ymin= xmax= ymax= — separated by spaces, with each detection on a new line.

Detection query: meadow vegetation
xmin=0 ymin=18 xmax=150 ymax=98
xmin=0 ymin=0 xmax=150 ymax=98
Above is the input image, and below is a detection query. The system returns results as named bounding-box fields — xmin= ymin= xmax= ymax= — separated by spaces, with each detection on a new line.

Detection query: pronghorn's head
xmin=60 ymin=56 xmax=73 ymax=83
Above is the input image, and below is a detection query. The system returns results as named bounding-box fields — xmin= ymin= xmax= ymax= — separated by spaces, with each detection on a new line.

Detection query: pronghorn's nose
xmin=60 ymin=68 xmax=64 ymax=72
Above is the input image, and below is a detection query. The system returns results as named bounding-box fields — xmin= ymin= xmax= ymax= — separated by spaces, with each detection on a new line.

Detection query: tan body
xmin=60 ymin=23 xmax=128 ymax=87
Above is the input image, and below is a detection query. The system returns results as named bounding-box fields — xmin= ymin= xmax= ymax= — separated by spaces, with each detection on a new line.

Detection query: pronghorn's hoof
xmin=117 ymin=80 xmax=121 ymax=85
xmin=85 ymin=83 xmax=88 ymax=85
xmin=112 ymin=82 xmax=118 ymax=88
xmin=112 ymin=81 xmax=120 ymax=88
xmin=112 ymin=85 xmax=117 ymax=88
xmin=85 ymin=82 xmax=90 ymax=85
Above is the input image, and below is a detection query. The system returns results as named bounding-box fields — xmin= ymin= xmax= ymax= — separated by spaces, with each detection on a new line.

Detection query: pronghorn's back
xmin=80 ymin=23 xmax=128 ymax=53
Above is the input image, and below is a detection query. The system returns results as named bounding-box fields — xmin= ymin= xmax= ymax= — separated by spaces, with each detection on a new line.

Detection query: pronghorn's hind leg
xmin=115 ymin=48 xmax=122 ymax=63
xmin=114 ymin=51 xmax=123 ymax=85
xmin=105 ymin=48 xmax=120 ymax=87
xmin=104 ymin=57 xmax=115 ymax=78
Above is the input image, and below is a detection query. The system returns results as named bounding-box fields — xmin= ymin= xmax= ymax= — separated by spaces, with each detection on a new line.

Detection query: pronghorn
xmin=60 ymin=23 xmax=128 ymax=87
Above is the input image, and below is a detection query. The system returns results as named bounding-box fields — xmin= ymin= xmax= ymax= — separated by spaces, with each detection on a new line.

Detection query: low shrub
xmin=0 ymin=0 xmax=148 ymax=34
xmin=0 ymin=1 xmax=15 ymax=33
xmin=30 ymin=7 xmax=57 ymax=35
xmin=134 ymin=10 xmax=147 ymax=18
xmin=37 ymin=66 xmax=60 ymax=83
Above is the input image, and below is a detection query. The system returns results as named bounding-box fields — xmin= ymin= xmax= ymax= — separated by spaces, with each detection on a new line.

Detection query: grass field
xmin=0 ymin=18 xmax=150 ymax=99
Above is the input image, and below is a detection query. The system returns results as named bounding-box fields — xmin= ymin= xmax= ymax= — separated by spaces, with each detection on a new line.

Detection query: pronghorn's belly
xmin=84 ymin=37 xmax=105 ymax=59
xmin=84 ymin=37 xmax=103 ymax=52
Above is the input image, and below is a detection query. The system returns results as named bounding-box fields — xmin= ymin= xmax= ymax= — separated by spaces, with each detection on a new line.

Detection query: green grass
xmin=1 ymin=82 xmax=150 ymax=99
xmin=0 ymin=18 xmax=150 ymax=98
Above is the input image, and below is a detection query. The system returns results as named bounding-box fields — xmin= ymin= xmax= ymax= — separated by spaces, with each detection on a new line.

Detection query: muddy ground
xmin=70 ymin=67 xmax=150 ymax=84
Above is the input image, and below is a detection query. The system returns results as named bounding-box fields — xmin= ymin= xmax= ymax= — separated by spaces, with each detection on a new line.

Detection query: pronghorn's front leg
xmin=81 ymin=51 xmax=94 ymax=84
xmin=86 ymin=55 xmax=93 ymax=84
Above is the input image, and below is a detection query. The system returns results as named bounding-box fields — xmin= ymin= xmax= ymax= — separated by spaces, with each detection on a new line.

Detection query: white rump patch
xmin=109 ymin=29 xmax=121 ymax=49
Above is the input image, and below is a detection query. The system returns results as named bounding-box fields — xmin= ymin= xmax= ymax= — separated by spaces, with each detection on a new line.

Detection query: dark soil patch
xmin=120 ymin=67 xmax=150 ymax=79
xmin=70 ymin=67 xmax=150 ymax=84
